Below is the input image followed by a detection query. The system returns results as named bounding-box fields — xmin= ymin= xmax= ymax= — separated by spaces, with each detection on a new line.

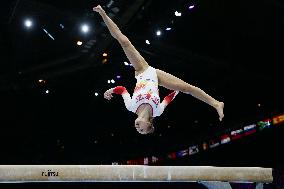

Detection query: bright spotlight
xmin=24 ymin=19 xmax=33 ymax=28
xmin=77 ymin=41 xmax=83 ymax=46
xmin=107 ymin=80 xmax=111 ymax=84
xmin=45 ymin=90 xmax=49 ymax=94
xmin=94 ymin=92 xmax=99 ymax=96
xmin=81 ymin=24 xmax=90 ymax=33
xmin=111 ymin=79 xmax=115 ymax=83
xmin=166 ymin=27 xmax=172 ymax=31
xmin=103 ymin=53 xmax=108 ymax=57
xmin=189 ymin=5 xmax=195 ymax=9
xmin=124 ymin=61 xmax=129 ymax=66
xmin=156 ymin=30 xmax=162 ymax=36
xmin=175 ymin=11 xmax=182 ymax=16
xmin=145 ymin=40 xmax=150 ymax=45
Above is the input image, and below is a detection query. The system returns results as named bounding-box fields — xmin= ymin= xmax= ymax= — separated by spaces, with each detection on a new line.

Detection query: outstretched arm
xmin=93 ymin=5 xmax=148 ymax=72
xmin=158 ymin=91 xmax=179 ymax=115
xmin=104 ymin=86 xmax=133 ymax=111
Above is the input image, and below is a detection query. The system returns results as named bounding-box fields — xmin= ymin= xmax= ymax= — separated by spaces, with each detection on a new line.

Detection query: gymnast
xmin=93 ymin=5 xmax=224 ymax=135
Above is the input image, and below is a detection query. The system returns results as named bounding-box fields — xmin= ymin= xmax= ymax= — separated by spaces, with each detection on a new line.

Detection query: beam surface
xmin=0 ymin=165 xmax=273 ymax=183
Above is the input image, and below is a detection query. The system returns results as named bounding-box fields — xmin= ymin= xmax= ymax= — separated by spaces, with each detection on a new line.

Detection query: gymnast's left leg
xmin=156 ymin=69 xmax=224 ymax=121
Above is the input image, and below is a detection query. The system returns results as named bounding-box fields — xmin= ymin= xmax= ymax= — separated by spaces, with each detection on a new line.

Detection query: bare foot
xmin=216 ymin=102 xmax=224 ymax=121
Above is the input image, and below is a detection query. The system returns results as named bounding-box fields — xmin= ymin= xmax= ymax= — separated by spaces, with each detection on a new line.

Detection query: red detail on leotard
xmin=145 ymin=93 xmax=151 ymax=100
xmin=164 ymin=91 xmax=177 ymax=105
xmin=134 ymin=83 xmax=146 ymax=92
xmin=113 ymin=86 xmax=127 ymax=94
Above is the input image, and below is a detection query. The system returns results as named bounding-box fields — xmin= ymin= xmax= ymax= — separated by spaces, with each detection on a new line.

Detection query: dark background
xmin=0 ymin=0 xmax=284 ymax=170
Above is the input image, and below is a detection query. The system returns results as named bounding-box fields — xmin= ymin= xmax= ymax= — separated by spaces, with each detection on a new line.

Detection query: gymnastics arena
xmin=1 ymin=0 xmax=284 ymax=188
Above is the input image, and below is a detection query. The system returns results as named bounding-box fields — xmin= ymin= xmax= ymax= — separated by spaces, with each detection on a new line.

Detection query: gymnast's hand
xmin=93 ymin=5 xmax=105 ymax=14
xmin=104 ymin=88 xmax=114 ymax=100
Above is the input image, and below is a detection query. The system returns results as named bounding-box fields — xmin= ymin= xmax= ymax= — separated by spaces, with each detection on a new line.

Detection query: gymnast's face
xmin=135 ymin=117 xmax=153 ymax=135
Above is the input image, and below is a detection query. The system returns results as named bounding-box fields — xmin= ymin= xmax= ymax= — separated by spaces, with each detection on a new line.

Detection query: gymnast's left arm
xmin=158 ymin=91 xmax=179 ymax=115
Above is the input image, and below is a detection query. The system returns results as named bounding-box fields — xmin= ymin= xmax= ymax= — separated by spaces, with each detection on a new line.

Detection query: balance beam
xmin=0 ymin=165 xmax=279 ymax=183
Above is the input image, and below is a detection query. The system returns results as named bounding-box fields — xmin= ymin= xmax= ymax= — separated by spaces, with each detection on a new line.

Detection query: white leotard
xmin=113 ymin=66 xmax=178 ymax=117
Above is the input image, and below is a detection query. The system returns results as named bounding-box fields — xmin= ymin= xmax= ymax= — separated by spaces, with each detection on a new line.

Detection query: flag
xmin=272 ymin=114 xmax=284 ymax=125
xmin=209 ymin=139 xmax=220 ymax=148
xmin=119 ymin=160 xmax=127 ymax=165
xmin=257 ymin=118 xmax=272 ymax=131
xmin=144 ymin=157 xmax=149 ymax=165
xmin=137 ymin=158 xmax=144 ymax=165
xmin=230 ymin=128 xmax=243 ymax=140
xmin=127 ymin=159 xmax=138 ymax=165
xmin=220 ymin=134 xmax=231 ymax=144
xmin=202 ymin=142 xmax=209 ymax=151
xmin=243 ymin=124 xmax=257 ymax=136
xmin=188 ymin=145 xmax=199 ymax=155
xmin=167 ymin=152 xmax=176 ymax=160
xmin=151 ymin=156 xmax=159 ymax=164
xmin=177 ymin=149 xmax=189 ymax=157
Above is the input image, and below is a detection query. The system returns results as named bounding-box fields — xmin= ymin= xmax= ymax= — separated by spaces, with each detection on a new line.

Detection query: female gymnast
xmin=93 ymin=5 xmax=224 ymax=135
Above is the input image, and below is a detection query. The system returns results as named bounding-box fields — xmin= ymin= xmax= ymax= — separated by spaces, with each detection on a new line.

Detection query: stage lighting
xmin=81 ymin=24 xmax=90 ymax=33
xmin=24 ymin=19 xmax=33 ymax=28
xmin=38 ymin=79 xmax=46 ymax=83
xmin=156 ymin=30 xmax=161 ymax=36
xmin=43 ymin=28 xmax=55 ymax=40
xmin=146 ymin=40 xmax=150 ymax=44
xmin=175 ymin=11 xmax=182 ymax=16
xmin=102 ymin=58 xmax=108 ymax=64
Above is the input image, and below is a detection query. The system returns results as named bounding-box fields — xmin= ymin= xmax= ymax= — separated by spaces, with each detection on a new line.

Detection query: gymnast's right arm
xmin=93 ymin=5 xmax=127 ymax=45
xmin=104 ymin=86 xmax=133 ymax=111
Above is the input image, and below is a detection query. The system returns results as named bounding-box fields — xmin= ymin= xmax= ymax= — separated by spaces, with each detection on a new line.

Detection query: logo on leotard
xmin=151 ymin=96 xmax=159 ymax=106
xmin=134 ymin=82 xmax=146 ymax=92
xmin=135 ymin=92 xmax=159 ymax=107
xmin=135 ymin=92 xmax=153 ymax=103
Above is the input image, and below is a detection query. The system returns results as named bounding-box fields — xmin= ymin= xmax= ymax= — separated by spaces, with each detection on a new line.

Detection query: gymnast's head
xmin=135 ymin=116 xmax=154 ymax=135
